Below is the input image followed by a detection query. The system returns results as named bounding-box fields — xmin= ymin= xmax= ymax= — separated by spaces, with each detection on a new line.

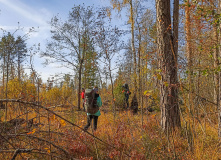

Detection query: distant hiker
xmin=81 ymin=88 xmax=85 ymax=111
xmin=83 ymin=87 xmax=102 ymax=131
xmin=122 ymin=83 xmax=131 ymax=109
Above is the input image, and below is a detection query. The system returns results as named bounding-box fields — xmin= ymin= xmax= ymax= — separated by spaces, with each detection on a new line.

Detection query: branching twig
xmin=11 ymin=149 xmax=32 ymax=160
xmin=0 ymin=99 xmax=131 ymax=158
xmin=181 ymin=84 xmax=217 ymax=105
xmin=7 ymin=134 xmax=70 ymax=159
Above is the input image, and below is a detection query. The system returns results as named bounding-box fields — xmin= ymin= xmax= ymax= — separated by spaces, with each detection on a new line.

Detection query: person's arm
xmin=97 ymin=97 xmax=102 ymax=107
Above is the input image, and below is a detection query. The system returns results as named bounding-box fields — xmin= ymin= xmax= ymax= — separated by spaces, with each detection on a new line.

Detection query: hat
xmin=93 ymin=87 xmax=98 ymax=93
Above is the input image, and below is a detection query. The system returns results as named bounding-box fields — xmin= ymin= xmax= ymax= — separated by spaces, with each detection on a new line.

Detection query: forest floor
xmin=61 ymin=105 xmax=221 ymax=160
xmin=0 ymin=103 xmax=220 ymax=159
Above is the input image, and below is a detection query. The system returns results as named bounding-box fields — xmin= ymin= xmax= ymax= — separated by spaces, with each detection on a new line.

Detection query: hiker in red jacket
xmin=81 ymin=88 xmax=85 ymax=111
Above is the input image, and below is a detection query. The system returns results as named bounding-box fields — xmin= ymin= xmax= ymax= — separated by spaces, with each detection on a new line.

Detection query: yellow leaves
xmin=106 ymin=8 xmax=111 ymax=18
xmin=152 ymin=92 xmax=158 ymax=100
xmin=45 ymin=148 xmax=50 ymax=153
xmin=49 ymin=114 xmax=56 ymax=121
xmin=27 ymin=128 xmax=36 ymax=135
xmin=151 ymin=114 xmax=157 ymax=118
xmin=152 ymin=69 xmax=162 ymax=80
xmin=116 ymin=4 xmax=121 ymax=11
xmin=57 ymin=119 xmax=66 ymax=129
xmin=123 ymin=0 xmax=129 ymax=5
xmin=7 ymin=78 xmax=36 ymax=99
xmin=60 ymin=119 xmax=66 ymax=126
xmin=155 ymin=69 xmax=162 ymax=72
xmin=164 ymin=81 xmax=169 ymax=87
xmin=144 ymin=90 xmax=153 ymax=96
xmin=111 ymin=1 xmax=121 ymax=11
xmin=113 ymin=3 xmax=116 ymax=9
xmin=128 ymin=17 xmax=132 ymax=24
xmin=157 ymin=74 xmax=162 ymax=80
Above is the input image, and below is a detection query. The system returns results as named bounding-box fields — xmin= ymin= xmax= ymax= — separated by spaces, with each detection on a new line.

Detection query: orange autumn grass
xmin=61 ymin=109 xmax=221 ymax=159
xmin=1 ymin=102 xmax=221 ymax=159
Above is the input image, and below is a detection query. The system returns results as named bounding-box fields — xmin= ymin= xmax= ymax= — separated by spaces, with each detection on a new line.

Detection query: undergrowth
xmin=63 ymin=110 xmax=221 ymax=159
xmin=1 ymin=106 xmax=220 ymax=159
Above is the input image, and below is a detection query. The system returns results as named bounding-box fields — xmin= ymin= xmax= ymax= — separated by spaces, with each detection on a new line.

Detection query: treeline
xmin=0 ymin=3 xmax=157 ymax=112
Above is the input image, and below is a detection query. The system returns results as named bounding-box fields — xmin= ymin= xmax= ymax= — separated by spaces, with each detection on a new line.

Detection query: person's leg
xmin=124 ymin=95 xmax=127 ymax=109
xmin=126 ymin=95 xmax=129 ymax=109
xmin=84 ymin=115 xmax=92 ymax=131
xmin=93 ymin=116 xmax=98 ymax=131
xmin=83 ymin=99 xmax=85 ymax=111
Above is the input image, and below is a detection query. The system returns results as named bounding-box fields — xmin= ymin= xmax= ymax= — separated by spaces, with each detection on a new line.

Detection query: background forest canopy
xmin=0 ymin=1 xmax=157 ymax=109
xmin=1 ymin=0 xmax=221 ymax=159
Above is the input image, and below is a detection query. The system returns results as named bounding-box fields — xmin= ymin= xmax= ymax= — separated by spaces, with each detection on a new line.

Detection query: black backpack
xmin=123 ymin=83 xmax=131 ymax=95
xmin=85 ymin=89 xmax=99 ymax=114
xmin=123 ymin=83 xmax=129 ymax=90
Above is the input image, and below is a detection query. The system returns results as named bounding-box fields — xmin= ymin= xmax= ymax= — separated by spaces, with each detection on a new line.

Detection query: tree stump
xmin=130 ymin=94 xmax=138 ymax=114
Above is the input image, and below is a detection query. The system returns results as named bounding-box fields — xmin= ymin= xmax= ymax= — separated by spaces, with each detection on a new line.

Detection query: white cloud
xmin=0 ymin=25 xmax=19 ymax=30
xmin=0 ymin=0 xmax=49 ymax=26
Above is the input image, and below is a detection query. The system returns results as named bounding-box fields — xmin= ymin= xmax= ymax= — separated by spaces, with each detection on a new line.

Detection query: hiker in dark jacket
xmin=122 ymin=83 xmax=131 ymax=109
xmin=83 ymin=87 xmax=102 ymax=131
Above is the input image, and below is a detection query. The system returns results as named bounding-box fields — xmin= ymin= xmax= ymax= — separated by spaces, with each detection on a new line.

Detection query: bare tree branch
xmin=0 ymin=99 xmax=131 ymax=158
xmin=11 ymin=149 xmax=32 ymax=160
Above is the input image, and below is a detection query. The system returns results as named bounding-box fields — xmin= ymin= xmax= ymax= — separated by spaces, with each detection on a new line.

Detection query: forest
xmin=0 ymin=0 xmax=221 ymax=159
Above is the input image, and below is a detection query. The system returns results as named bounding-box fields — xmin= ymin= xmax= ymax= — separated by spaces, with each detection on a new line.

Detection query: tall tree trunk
xmin=105 ymin=51 xmax=116 ymax=118
xmin=5 ymin=52 xmax=10 ymax=121
xmin=2 ymin=52 xmax=5 ymax=95
xmin=214 ymin=25 xmax=219 ymax=105
xmin=156 ymin=0 xmax=180 ymax=131
xmin=78 ymin=62 xmax=82 ymax=110
xmin=185 ymin=0 xmax=194 ymax=112
xmin=18 ymin=52 xmax=21 ymax=81
xmin=138 ymin=25 xmax=141 ymax=107
xmin=173 ymin=0 xmax=179 ymax=56
xmin=77 ymin=36 xmax=82 ymax=110
xmin=218 ymin=0 xmax=221 ymax=137
xmin=129 ymin=0 xmax=137 ymax=93
xmin=211 ymin=2 xmax=219 ymax=111
xmin=138 ymin=36 xmax=141 ymax=107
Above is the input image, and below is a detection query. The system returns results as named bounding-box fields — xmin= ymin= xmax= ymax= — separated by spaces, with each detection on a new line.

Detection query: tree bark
xmin=156 ymin=0 xmax=181 ymax=131
xmin=78 ymin=35 xmax=82 ymax=110
xmin=185 ymin=0 xmax=194 ymax=112
xmin=129 ymin=0 xmax=137 ymax=93
xmin=78 ymin=63 xmax=82 ymax=110
xmin=18 ymin=51 xmax=21 ymax=81
xmin=218 ymin=0 xmax=221 ymax=137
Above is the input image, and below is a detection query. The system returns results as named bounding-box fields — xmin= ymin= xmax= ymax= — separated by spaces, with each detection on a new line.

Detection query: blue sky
xmin=0 ymin=0 xmax=154 ymax=83
xmin=0 ymin=0 xmax=115 ymax=82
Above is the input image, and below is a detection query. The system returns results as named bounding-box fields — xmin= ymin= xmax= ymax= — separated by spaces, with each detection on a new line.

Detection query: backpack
xmin=85 ymin=89 xmax=99 ymax=114
xmin=123 ymin=83 xmax=129 ymax=90
xmin=123 ymin=83 xmax=131 ymax=95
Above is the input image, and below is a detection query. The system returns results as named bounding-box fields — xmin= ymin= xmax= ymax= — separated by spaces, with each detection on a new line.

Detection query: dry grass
xmin=0 ymin=103 xmax=221 ymax=159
